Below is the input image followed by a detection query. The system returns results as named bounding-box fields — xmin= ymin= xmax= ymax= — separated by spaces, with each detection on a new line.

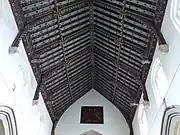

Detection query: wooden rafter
xmin=8 ymin=0 xmax=168 ymax=133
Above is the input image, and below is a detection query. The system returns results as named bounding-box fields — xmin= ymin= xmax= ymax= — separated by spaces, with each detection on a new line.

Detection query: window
xmin=161 ymin=106 xmax=180 ymax=135
xmin=151 ymin=58 xmax=169 ymax=107
xmin=0 ymin=106 xmax=17 ymax=135
xmin=0 ymin=119 xmax=5 ymax=135
xmin=171 ymin=0 xmax=180 ymax=33
xmin=174 ymin=121 xmax=180 ymax=135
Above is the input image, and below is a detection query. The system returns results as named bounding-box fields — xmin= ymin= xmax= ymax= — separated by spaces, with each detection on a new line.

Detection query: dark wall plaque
xmin=80 ymin=106 xmax=104 ymax=124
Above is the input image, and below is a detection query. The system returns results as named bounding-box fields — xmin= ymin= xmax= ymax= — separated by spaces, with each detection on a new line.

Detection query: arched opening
xmin=0 ymin=106 xmax=18 ymax=135
xmin=55 ymin=90 xmax=130 ymax=135
xmin=161 ymin=106 xmax=180 ymax=135
xmin=80 ymin=130 xmax=102 ymax=135
xmin=0 ymin=119 xmax=5 ymax=135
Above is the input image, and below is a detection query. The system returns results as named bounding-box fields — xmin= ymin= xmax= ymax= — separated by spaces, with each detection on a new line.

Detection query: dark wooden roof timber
xmin=9 ymin=0 xmax=168 ymax=133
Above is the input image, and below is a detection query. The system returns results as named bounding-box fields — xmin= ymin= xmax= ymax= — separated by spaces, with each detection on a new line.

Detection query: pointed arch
xmin=55 ymin=90 xmax=130 ymax=135
xmin=80 ymin=130 xmax=102 ymax=135
xmin=161 ymin=106 xmax=180 ymax=135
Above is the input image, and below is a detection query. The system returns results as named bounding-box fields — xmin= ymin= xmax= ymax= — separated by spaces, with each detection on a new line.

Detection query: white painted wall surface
xmin=132 ymin=0 xmax=180 ymax=135
xmin=55 ymin=90 xmax=130 ymax=135
xmin=0 ymin=0 xmax=53 ymax=135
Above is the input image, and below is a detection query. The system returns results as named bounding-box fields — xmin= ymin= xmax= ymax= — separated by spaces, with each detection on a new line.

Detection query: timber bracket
xmin=8 ymin=26 xmax=28 ymax=54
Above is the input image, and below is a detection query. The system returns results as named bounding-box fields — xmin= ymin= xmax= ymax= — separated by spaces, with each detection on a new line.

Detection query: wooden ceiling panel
xmin=9 ymin=0 xmax=168 ymax=133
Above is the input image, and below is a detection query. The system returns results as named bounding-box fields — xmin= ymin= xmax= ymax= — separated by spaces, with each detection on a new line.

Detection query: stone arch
xmin=55 ymin=90 xmax=130 ymax=135
xmin=80 ymin=130 xmax=102 ymax=135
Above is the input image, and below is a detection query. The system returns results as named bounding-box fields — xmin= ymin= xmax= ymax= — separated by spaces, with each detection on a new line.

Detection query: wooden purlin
xmin=112 ymin=1 xmax=127 ymax=102
xmin=127 ymin=11 xmax=167 ymax=44
xmin=10 ymin=6 xmax=53 ymax=48
xmin=10 ymin=21 xmax=44 ymax=49
xmin=22 ymin=33 xmax=42 ymax=81
xmin=89 ymin=0 xmax=95 ymax=88
xmin=154 ymin=0 xmax=168 ymax=29
xmin=61 ymin=41 xmax=74 ymax=102
xmin=53 ymin=0 xmax=73 ymax=103
xmin=129 ymin=31 xmax=158 ymax=123
xmin=8 ymin=0 xmax=25 ymax=30
xmin=140 ymin=30 xmax=157 ymax=101
xmin=49 ymin=0 xmax=91 ymax=121
xmin=93 ymin=0 xmax=155 ymax=129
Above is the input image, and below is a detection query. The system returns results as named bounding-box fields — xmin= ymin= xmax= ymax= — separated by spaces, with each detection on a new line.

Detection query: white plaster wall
xmin=132 ymin=0 xmax=180 ymax=134
xmin=55 ymin=90 xmax=130 ymax=135
xmin=0 ymin=0 xmax=53 ymax=135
